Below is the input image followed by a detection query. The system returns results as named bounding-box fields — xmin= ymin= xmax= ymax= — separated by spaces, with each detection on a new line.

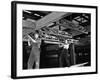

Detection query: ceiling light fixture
xmin=34 ymin=13 xmax=40 ymax=16
xmin=24 ymin=10 xmax=31 ymax=13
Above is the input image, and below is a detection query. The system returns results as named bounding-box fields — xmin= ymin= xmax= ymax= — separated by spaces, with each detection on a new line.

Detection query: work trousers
xmin=59 ymin=48 xmax=70 ymax=67
xmin=27 ymin=43 xmax=40 ymax=69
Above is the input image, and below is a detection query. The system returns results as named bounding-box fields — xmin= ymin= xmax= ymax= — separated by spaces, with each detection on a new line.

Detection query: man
xmin=27 ymin=31 xmax=41 ymax=69
xmin=59 ymin=40 xmax=70 ymax=67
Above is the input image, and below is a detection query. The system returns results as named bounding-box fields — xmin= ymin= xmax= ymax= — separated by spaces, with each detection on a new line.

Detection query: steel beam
xmin=36 ymin=12 xmax=71 ymax=30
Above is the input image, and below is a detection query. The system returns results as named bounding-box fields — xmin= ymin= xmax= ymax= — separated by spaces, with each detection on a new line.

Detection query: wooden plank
xmin=70 ymin=62 xmax=88 ymax=67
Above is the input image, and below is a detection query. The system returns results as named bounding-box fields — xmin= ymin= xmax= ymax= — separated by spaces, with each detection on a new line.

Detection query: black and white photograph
xmin=11 ymin=1 xmax=97 ymax=79
xmin=23 ymin=10 xmax=91 ymax=69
